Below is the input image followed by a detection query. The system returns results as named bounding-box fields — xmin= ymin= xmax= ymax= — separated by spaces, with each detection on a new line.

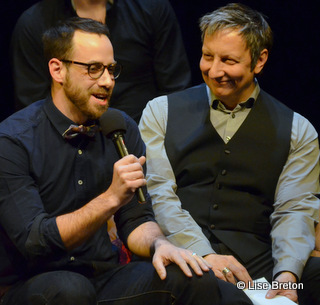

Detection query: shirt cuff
xmin=273 ymin=256 xmax=305 ymax=280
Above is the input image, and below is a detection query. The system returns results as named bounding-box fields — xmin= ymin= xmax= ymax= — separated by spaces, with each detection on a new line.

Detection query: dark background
xmin=1 ymin=0 xmax=320 ymax=133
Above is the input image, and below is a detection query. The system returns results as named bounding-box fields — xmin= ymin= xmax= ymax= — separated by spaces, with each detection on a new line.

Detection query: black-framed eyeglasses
xmin=60 ymin=59 xmax=122 ymax=80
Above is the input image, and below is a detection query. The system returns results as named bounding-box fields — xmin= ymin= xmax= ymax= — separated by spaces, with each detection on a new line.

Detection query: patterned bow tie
xmin=62 ymin=124 xmax=100 ymax=140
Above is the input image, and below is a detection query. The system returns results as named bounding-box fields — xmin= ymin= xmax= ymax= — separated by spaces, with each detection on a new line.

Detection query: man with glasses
xmin=11 ymin=0 xmax=191 ymax=123
xmin=0 ymin=18 xmax=252 ymax=305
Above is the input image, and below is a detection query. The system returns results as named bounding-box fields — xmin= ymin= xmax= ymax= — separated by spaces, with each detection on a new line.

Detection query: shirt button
xmin=231 ymin=113 xmax=235 ymax=118
xmin=78 ymin=180 xmax=83 ymax=185
xmin=226 ymin=136 xmax=231 ymax=143
xmin=213 ymin=204 xmax=218 ymax=210
xmin=78 ymin=149 xmax=83 ymax=155
xmin=70 ymin=256 xmax=75 ymax=261
xmin=221 ymin=169 xmax=227 ymax=176
xmin=210 ymin=224 xmax=215 ymax=229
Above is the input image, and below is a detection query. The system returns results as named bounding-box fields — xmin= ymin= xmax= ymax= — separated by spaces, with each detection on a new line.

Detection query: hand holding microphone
xmin=100 ymin=109 xmax=146 ymax=204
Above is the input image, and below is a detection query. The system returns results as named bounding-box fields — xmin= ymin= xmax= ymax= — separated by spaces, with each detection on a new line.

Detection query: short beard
xmin=64 ymin=73 xmax=110 ymax=121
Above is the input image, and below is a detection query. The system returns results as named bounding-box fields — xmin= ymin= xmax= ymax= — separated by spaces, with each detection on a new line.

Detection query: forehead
xmin=71 ymin=30 xmax=114 ymax=62
xmin=203 ymin=29 xmax=248 ymax=54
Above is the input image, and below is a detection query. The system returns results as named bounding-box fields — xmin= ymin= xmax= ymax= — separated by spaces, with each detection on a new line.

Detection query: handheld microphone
xmin=99 ymin=109 xmax=146 ymax=204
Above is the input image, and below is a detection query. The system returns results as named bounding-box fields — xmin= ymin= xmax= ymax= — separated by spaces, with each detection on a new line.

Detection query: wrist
xmin=150 ymin=236 xmax=168 ymax=257
xmin=274 ymin=271 xmax=298 ymax=282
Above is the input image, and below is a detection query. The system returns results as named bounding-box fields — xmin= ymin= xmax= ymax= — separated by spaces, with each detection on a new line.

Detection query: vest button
xmin=213 ymin=204 xmax=218 ymax=210
xmin=216 ymin=183 xmax=221 ymax=189
xmin=221 ymin=169 xmax=227 ymax=176
xmin=224 ymin=149 xmax=231 ymax=154
xmin=210 ymin=224 xmax=215 ymax=229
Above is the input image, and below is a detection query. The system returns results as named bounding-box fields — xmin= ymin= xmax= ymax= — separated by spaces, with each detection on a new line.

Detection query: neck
xmin=72 ymin=0 xmax=107 ymax=23
xmin=51 ymin=86 xmax=87 ymax=124
xmin=220 ymin=82 xmax=256 ymax=110
xmin=73 ymin=0 xmax=107 ymax=6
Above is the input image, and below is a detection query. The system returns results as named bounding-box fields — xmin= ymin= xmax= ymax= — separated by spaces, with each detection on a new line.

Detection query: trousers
xmin=1 ymin=261 xmax=252 ymax=305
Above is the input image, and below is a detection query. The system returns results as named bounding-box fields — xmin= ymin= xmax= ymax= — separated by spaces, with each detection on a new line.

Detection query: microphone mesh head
xmin=99 ymin=108 xmax=127 ymax=137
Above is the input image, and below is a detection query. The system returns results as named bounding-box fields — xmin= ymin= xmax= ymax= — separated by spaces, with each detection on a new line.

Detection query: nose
xmin=97 ymin=68 xmax=114 ymax=88
xmin=207 ymin=59 xmax=224 ymax=79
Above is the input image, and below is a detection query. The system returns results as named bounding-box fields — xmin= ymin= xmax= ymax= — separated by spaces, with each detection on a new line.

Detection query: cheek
xmin=225 ymin=66 xmax=246 ymax=80
xmin=199 ymin=57 xmax=209 ymax=73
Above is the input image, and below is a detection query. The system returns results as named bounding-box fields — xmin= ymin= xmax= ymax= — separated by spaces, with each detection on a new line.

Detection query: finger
xmin=266 ymin=288 xmax=279 ymax=299
xmin=183 ymin=254 xmax=204 ymax=276
xmin=121 ymin=169 xmax=145 ymax=181
xmin=222 ymin=268 xmax=237 ymax=285
xmin=118 ymin=154 xmax=138 ymax=164
xmin=228 ymin=260 xmax=252 ymax=285
xmin=173 ymin=255 xmax=193 ymax=278
xmin=191 ymin=254 xmax=210 ymax=271
xmin=267 ymin=289 xmax=298 ymax=302
xmin=192 ymin=252 xmax=212 ymax=269
xmin=213 ymin=269 xmax=228 ymax=281
xmin=152 ymin=258 xmax=167 ymax=280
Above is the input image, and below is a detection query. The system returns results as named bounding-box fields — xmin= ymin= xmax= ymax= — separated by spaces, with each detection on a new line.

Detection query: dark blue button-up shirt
xmin=0 ymin=97 xmax=154 ymax=285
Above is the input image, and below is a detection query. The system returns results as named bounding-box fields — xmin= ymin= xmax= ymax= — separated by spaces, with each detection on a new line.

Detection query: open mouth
xmin=93 ymin=94 xmax=108 ymax=100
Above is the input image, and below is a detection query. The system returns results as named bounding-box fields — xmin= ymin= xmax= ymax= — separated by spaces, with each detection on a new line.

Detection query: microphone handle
xmin=112 ymin=132 xmax=146 ymax=204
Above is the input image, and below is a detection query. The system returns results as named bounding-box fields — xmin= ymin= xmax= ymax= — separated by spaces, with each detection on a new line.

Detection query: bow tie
xmin=62 ymin=124 xmax=100 ymax=140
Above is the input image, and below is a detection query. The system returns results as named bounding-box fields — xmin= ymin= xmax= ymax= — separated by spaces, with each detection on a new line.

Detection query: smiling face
xmin=58 ymin=30 xmax=115 ymax=123
xmin=200 ymin=29 xmax=267 ymax=110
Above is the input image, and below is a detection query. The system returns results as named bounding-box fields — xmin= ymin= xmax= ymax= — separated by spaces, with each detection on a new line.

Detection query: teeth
xmin=94 ymin=94 xmax=107 ymax=100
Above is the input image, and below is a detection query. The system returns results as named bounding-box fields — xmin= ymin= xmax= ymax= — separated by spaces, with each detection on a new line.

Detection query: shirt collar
xmin=43 ymin=96 xmax=76 ymax=137
xmin=208 ymin=80 xmax=260 ymax=111
xmin=43 ymin=96 xmax=98 ymax=138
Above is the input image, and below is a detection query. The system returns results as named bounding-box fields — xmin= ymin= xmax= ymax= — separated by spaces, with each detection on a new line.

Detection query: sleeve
xmin=0 ymin=136 xmax=65 ymax=260
xmin=114 ymin=113 xmax=156 ymax=246
xmin=149 ymin=0 xmax=191 ymax=94
xmin=271 ymin=112 xmax=320 ymax=279
xmin=139 ymin=96 xmax=214 ymax=256
xmin=11 ymin=8 xmax=51 ymax=108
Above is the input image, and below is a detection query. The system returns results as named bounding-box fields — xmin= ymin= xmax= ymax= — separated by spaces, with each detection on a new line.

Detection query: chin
xmin=84 ymin=106 xmax=109 ymax=120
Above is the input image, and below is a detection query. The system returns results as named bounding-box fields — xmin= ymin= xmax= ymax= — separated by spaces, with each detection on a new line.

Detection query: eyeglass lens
xmin=88 ymin=63 xmax=121 ymax=79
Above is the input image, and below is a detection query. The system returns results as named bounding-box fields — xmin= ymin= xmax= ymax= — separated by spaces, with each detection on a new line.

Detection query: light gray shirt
xmin=139 ymin=84 xmax=320 ymax=279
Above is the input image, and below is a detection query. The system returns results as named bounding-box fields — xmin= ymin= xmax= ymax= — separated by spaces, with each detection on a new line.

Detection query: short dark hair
xmin=199 ymin=3 xmax=273 ymax=70
xmin=42 ymin=17 xmax=110 ymax=62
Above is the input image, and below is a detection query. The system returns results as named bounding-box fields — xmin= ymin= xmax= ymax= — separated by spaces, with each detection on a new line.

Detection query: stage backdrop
xmin=1 ymin=0 xmax=319 ymax=134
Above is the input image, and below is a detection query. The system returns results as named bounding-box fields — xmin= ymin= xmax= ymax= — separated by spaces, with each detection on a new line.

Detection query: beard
xmin=64 ymin=73 xmax=111 ymax=120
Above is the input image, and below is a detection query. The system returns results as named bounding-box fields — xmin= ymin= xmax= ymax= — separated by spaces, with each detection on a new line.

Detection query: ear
xmin=253 ymin=49 xmax=268 ymax=75
xmin=48 ymin=58 xmax=65 ymax=84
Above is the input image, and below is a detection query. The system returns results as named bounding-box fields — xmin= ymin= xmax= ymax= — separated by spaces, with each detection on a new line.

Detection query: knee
xmin=165 ymin=265 xmax=221 ymax=304
xmin=217 ymin=279 xmax=252 ymax=305
xmin=28 ymin=271 xmax=97 ymax=305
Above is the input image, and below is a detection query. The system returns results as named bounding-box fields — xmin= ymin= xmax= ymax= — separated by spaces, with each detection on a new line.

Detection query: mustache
xmin=91 ymin=87 xmax=111 ymax=94
xmin=91 ymin=88 xmax=113 ymax=100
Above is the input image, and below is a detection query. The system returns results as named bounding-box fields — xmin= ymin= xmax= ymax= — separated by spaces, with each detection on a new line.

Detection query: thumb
xmin=265 ymin=288 xmax=278 ymax=299
xmin=138 ymin=155 xmax=146 ymax=166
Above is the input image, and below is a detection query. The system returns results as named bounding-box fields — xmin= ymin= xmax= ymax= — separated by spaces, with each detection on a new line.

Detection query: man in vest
xmin=139 ymin=3 xmax=320 ymax=304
